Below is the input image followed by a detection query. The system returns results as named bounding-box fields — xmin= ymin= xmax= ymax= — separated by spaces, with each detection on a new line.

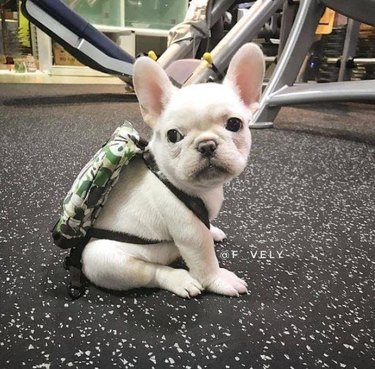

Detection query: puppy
xmin=82 ymin=43 xmax=265 ymax=298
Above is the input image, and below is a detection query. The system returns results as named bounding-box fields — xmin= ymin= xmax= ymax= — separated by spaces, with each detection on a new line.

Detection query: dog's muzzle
xmin=197 ymin=140 xmax=217 ymax=158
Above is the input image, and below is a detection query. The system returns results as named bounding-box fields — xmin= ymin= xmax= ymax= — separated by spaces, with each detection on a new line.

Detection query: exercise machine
xmin=176 ymin=0 xmax=375 ymax=127
xmin=21 ymin=0 xmax=135 ymax=83
xmin=253 ymin=0 xmax=375 ymax=127
xmin=20 ymin=0 xmax=284 ymax=85
xmin=21 ymin=0 xmax=375 ymax=128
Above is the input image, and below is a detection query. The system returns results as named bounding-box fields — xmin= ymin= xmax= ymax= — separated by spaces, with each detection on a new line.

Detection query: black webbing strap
xmin=64 ymin=229 xmax=163 ymax=300
xmin=87 ymin=228 xmax=164 ymax=244
xmin=142 ymin=151 xmax=210 ymax=229
xmin=64 ymin=238 xmax=90 ymax=300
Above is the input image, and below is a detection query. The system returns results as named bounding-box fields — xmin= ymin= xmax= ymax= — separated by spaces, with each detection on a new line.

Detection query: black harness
xmin=64 ymin=150 xmax=210 ymax=299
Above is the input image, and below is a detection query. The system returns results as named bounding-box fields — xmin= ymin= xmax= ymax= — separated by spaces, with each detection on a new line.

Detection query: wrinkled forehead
xmin=161 ymin=83 xmax=250 ymax=130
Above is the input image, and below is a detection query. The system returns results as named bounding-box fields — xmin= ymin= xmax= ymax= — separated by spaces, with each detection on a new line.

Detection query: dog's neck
xmin=167 ymin=176 xmax=224 ymax=221
xmin=145 ymin=149 xmax=224 ymax=221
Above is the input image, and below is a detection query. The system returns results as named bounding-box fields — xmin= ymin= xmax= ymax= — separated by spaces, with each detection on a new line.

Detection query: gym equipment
xmin=20 ymin=0 xmax=285 ymax=85
xmin=21 ymin=0 xmax=135 ymax=83
xmin=254 ymin=0 xmax=375 ymax=127
xmin=179 ymin=0 xmax=375 ymax=127
xmin=21 ymin=0 xmax=375 ymax=129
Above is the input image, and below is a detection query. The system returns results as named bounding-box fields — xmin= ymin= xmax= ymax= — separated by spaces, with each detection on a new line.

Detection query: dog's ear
xmin=224 ymin=43 xmax=265 ymax=113
xmin=133 ymin=57 xmax=175 ymax=127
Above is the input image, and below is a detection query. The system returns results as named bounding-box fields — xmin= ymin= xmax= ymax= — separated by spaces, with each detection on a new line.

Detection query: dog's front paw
xmin=164 ymin=269 xmax=204 ymax=299
xmin=210 ymin=225 xmax=227 ymax=242
xmin=205 ymin=268 xmax=248 ymax=297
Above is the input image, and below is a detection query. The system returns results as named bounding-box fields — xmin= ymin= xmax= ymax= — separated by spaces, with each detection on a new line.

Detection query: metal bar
xmin=158 ymin=0 xmax=236 ymax=69
xmin=326 ymin=57 xmax=375 ymax=65
xmin=185 ymin=0 xmax=285 ymax=85
xmin=278 ymin=0 xmax=299 ymax=55
xmin=211 ymin=0 xmax=237 ymax=26
xmin=267 ymin=80 xmax=375 ymax=105
xmin=338 ymin=19 xmax=360 ymax=81
xmin=254 ymin=0 xmax=325 ymax=125
xmin=265 ymin=56 xmax=277 ymax=63
xmin=157 ymin=40 xmax=195 ymax=69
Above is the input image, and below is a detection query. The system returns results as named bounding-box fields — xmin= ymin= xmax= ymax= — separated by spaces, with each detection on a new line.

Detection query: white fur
xmin=82 ymin=43 xmax=265 ymax=298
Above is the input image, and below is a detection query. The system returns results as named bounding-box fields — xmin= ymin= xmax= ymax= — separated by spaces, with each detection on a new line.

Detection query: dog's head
xmin=133 ymin=43 xmax=265 ymax=194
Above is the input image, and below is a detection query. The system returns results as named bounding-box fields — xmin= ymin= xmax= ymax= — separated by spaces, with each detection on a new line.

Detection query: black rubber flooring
xmin=0 ymin=84 xmax=374 ymax=369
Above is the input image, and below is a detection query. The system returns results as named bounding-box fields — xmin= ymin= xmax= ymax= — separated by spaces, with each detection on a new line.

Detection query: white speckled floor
xmin=0 ymin=84 xmax=374 ymax=368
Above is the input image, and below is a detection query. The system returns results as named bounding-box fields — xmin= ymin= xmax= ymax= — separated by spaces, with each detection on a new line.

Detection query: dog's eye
xmin=225 ymin=117 xmax=242 ymax=132
xmin=167 ymin=129 xmax=184 ymax=143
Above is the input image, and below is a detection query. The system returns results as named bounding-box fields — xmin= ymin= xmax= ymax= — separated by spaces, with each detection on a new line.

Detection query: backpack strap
xmin=142 ymin=151 xmax=210 ymax=230
xmin=63 ymin=225 xmax=166 ymax=300
xmin=63 ymin=237 xmax=90 ymax=300
xmin=87 ymin=228 xmax=166 ymax=244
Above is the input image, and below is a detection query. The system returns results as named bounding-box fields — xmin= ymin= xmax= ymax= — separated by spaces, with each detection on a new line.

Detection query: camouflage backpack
xmin=52 ymin=121 xmax=145 ymax=250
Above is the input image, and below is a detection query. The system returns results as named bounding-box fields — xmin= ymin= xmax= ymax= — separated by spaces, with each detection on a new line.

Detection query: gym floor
xmin=0 ymin=83 xmax=374 ymax=368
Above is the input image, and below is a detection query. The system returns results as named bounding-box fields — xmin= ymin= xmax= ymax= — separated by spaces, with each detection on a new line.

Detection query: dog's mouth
xmin=194 ymin=161 xmax=230 ymax=180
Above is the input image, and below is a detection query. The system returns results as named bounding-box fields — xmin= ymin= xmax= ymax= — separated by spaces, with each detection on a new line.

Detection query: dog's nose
xmin=197 ymin=140 xmax=217 ymax=158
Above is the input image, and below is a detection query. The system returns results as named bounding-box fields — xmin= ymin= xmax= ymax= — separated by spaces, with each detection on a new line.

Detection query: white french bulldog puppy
xmin=82 ymin=43 xmax=265 ymax=298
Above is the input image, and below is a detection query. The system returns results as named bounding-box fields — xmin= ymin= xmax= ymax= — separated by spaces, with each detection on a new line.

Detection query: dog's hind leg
xmin=82 ymin=239 xmax=203 ymax=298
